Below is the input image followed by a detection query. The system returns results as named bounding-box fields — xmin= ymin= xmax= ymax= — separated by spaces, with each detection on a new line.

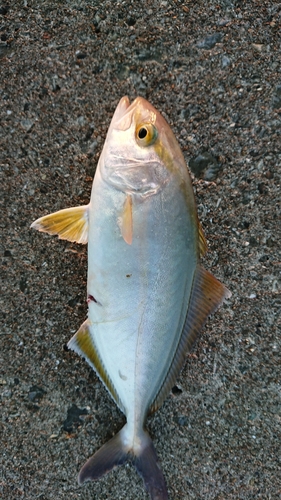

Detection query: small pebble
xmin=189 ymin=152 xmax=221 ymax=180
xmin=63 ymin=404 xmax=88 ymax=433
xmin=221 ymin=55 xmax=231 ymax=68
xmin=197 ymin=33 xmax=223 ymax=50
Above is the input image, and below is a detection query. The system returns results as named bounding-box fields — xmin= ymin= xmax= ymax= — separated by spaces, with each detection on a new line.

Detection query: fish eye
xmin=138 ymin=127 xmax=148 ymax=139
xmin=136 ymin=123 xmax=157 ymax=146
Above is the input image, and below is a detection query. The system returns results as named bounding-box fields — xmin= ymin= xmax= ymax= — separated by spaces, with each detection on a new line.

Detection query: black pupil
xmin=138 ymin=127 xmax=147 ymax=139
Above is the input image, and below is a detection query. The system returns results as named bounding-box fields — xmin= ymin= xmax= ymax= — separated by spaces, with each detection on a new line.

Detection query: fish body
xmin=31 ymin=97 xmax=231 ymax=500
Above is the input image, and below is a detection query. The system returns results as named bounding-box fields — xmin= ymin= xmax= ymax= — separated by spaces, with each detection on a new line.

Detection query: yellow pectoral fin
xmin=30 ymin=205 xmax=89 ymax=244
xmin=120 ymin=194 xmax=133 ymax=245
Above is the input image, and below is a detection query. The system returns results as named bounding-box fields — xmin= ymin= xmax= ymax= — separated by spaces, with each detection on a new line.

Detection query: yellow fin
xmin=30 ymin=205 xmax=89 ymax=244
xmin=68 ymin=319 xmax=123 ymax=411
xmin=120 ymin=194 xmax=133 ymax=245
xmin=150 ymin=265 xmax=231 ymax=413
xmin=198 ymin=218 xmax=208 ymax=257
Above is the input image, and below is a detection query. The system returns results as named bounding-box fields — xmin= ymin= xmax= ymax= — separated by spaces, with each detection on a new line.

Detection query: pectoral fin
xmin=31 ymin=205 xmax=89 ymax=244
xmin=150 ymin=265 xmax=231 ymax=413
xmin=119 ymin=194 xmax=133 ymax=245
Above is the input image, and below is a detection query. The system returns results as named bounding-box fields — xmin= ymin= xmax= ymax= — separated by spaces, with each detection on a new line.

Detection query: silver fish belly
xmin=86 ymin=168 xmax=196 ymax=418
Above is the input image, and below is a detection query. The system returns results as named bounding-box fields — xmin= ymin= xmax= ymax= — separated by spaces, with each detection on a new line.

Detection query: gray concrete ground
xmin=1 ymin=1 xmax=280 ymax=499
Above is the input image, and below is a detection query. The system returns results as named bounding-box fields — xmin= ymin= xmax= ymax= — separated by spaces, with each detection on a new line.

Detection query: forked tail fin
xmin=78 ymin=425 xmax=168 ymax=500
xmin=133 ymin=439 xmax=168 ymax=500
xmin=78 ymin=430 xmax=127 ymax=484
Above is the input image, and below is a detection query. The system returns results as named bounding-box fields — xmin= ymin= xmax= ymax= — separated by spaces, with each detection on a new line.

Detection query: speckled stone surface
xmin=1 ymin=1 xmax=280 ymax=499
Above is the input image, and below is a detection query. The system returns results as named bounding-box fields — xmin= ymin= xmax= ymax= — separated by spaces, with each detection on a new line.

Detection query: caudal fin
xmin=133 ymin=438 xmax=168 ymax=500
xmin=78 ymin=425 xmax=168 ymax=500
xmin=78 ymin=431 xmax=127 ymax=484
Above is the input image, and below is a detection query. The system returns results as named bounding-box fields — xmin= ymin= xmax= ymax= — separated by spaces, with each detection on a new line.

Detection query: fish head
xmin=99 ymin=96 xmax=190 ymax=198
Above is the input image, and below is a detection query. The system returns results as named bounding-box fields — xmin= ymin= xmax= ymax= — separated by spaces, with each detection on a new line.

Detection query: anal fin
xmin=150 ymin=265 xmax=231 ymax=413
xmin=67 ymin=319 xmax=122 ymax=409
xmin=31 ymin=205 xmax=89 ymax=244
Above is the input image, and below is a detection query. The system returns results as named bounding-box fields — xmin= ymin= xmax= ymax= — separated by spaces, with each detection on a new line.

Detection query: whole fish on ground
xmin=31 ymin=96 xmax=231 ymax=500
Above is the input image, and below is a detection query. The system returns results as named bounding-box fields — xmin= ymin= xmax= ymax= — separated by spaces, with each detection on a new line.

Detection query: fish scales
xmin=31 ymin=96 xmax=231 ymax=500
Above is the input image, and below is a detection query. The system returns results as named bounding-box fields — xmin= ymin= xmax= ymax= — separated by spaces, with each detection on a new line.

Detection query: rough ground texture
xmin=1 ymin=1 xmax=280 ymax=499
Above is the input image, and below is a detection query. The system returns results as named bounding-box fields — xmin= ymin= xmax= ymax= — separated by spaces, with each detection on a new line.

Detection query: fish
xmin=31 ymin=96 xmax=231 ymax=500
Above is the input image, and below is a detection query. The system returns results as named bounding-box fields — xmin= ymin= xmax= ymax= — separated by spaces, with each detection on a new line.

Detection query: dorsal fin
xmin=31 ymin=205 xmax=89 ymax=244
xmin=67 ymin=319 xmax=124 ymax=412
xmin=149 ymin=265 xmax=231 ymax=413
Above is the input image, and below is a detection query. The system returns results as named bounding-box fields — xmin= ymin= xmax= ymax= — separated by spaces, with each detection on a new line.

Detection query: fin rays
xmin=198 ymin=219 xmax=208 ymax=257
xmin=150 ymin=265 xmax=231 ymax=413
xmin=68 ymin=320 xmax=124 ymax=412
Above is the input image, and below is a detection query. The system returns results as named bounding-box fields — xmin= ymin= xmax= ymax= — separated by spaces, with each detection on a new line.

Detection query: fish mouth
xmin=109 ymin=96 xmax=136 ymax=132
xmin=111 ymin=96 xmax=131 ymax=127
xmin=111 ymin=96 xmax=157 ymax=132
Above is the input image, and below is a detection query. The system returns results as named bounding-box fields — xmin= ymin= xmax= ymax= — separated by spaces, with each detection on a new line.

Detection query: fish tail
xmin=133 ymin=432 xmax=168 ymax=500
xmin=78 ymin=430 xmax=126 ymax=485
xmin=78 ymin=425 xmax=168 ymax=500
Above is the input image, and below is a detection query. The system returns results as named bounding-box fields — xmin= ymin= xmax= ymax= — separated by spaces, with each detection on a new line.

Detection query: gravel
xmin=1 ymin=1 xmax=280 ymax=499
